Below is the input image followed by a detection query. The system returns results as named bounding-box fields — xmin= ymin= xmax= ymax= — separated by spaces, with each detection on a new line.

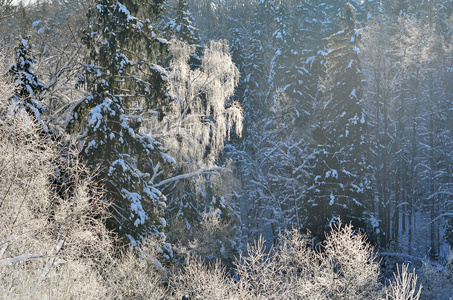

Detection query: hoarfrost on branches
xmin=146 ymin=39 xmax=242 ymax=170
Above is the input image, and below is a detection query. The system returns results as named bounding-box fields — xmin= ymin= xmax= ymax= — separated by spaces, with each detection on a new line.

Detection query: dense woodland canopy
xmin=1 ymin=0 xmax=453 ymax=298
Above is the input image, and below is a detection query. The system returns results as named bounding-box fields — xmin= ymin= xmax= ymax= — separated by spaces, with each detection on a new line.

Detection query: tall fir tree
xmin=239 ymin=0 xmax=274 ymax=243
xmin=230 ymin=27 xmax=246 ymax=102
xmin=242 ymin=0 xmax=269 ymax=122
xmin=305 ymin=3 xmax=374 ymax=241
xmin=267 ymin=0 xmax=289 ymax=102
xmin=67 ymin=0 xmax=173 ymax=253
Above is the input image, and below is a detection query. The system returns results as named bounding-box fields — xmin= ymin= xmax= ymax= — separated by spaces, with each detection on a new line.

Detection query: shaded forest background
xmin=185 ymin=0 xmax=453 ymax=261
xmin=1 ymin=0 xmax=453 ymax=298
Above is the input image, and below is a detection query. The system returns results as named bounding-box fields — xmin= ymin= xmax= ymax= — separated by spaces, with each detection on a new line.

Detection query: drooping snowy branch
xmin=145 ymin=40 xmax=242 ymax=171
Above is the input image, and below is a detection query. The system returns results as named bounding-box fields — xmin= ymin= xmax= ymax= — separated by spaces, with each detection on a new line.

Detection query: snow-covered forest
xmin=1 ymin=0 xmax=453 ymax=298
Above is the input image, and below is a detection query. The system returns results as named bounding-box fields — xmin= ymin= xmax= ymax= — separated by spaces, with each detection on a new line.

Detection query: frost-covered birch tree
xmin=144 ymin=40 xmax=243 ymax=257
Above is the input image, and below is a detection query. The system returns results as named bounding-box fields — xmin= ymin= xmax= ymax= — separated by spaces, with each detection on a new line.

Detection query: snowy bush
xmin=0 ymin=75 xmax=113 ymax=299
xmin=386 ymin=264 xmax=422 ymax=300
xmin=104 ymin=239 xmax=168 ymax=300
xmin=170 ymin=221 xmax=423 ymax=300
xmin=171 ymin=258 xmax=235 ymax=299
xmin=233 ymin=222 xmax=382 ymax=299
xmin=417 ymin=256 xmax=451 ymax=300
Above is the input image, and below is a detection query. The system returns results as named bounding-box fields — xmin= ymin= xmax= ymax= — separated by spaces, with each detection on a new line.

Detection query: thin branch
xmin=0 ymin=253 xmax=43 ymax=266
xmin=154 ymin=167 xmax=223 ymax=188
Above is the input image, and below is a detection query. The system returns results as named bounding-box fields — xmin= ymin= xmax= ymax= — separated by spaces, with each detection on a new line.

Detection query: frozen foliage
xmin=144 ymin=39 xmax=242 ymax=253
xmin=242 ymin=116 xmax=310 ymax=244
xmin=387 ymin=264 xmax=422 ymax=300
xmin=171 ymin=222 xmax=422 ymax=299
xmin=0 ymin=81 xmax=114 ymax=299
xmin=171 ymin=258 xmax=232 ymax=299
xmin=157 ymin=39 xmax=242 ymax=167
xmin=103 ymin=240 xmax=168 ymax=299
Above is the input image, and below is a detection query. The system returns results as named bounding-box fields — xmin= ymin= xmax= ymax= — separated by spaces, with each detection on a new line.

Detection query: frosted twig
xmin=0 ymin=253 xmax=43 ymax=266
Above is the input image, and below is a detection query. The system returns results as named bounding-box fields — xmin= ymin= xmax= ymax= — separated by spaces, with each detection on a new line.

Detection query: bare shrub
xmin=386 ymin=263 xmax=422 ymax=300
xmin=170 ymin=222 xmax=399 ymax=300
xmin=0 ymin=75 xmax=113 ymax=299
xmin=320 ymin=222 xmax=381 ymax=299
xmin=276 ymin=228 xmax=326 ymax=299
xmin=170 ymin=258 xmax=235 ymax=300
xmin=104 ymin=238 xmax=168 ymax=300
xmin=235 ymin=222 xmax=382 ymax=300
xmin=234 ymin=236 xmax=286 ymax=299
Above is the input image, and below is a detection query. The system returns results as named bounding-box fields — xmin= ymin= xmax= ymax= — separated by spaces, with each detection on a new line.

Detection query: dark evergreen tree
xmin=242 ymin=1 xmax=268 ymax=122
xmin=268 ymin=1 xmax=313 ymax=127
xmin=7 ymin=36 xmax=45 ymax=128
xmin=267 ymin=0 xmax=289 ymax=100
xmin=163 ymin=0 xmax=202 ymax=68
xmin=230 ymin=28 xmax=246 ymax=89
xmin=305 ymin=4 xmax=373 ymax=241
xmin=238 ymin=0 xmax=274 ymax=243
xmin=67 ymin=0 xmax=173 ymax=253
xmin=164 ymin=0 xmax=200 ymax=45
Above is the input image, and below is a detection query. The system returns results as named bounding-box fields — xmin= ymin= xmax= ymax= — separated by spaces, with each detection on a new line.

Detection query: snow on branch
xmin=0 ymin=253 xmax=43 ymax=266
xmin=145 ymin=40 xmax=242 ymax=169
xmin=154 ymin=167 xmax=223 ymax=188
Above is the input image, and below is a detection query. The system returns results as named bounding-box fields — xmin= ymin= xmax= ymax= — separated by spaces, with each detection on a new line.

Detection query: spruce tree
xmin=305 ymin=4 xmax=373 ymax=241
xmin=163 ymin=0 xmax=202 ymax=68
xmin=267 ymin=0 xmax=290 ymax=103
xmin=164 ymin=0 xmax=200 ymax=45
xmin=268 ymin=1 xmax=313 ymax=127
xmin=67 ymin=0 xmax=173 ymax=252
xmin=7 ymin=36 xmax=45 ymax=129
xmin=230 ymin=28 xmax=246 ymax=103
xmin=239 ymin=0 xmax=273 ymax=242
xmin=243 ymin=0 xmax=268 ymax=122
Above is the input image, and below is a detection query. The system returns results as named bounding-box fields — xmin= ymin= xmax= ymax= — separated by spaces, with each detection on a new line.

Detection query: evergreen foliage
xmin=242 ymin=1 xmax=268 ymax=121
xmin=66 ymin=0 xmax=173 ymax=250
xmin=7 ymin=36 xmax=45 ymax=128
xmin=164 ymin=0 xmax=200 ymax=45
xmin=163 ymin=0 xmax=202 ymax=68
xmin=305 ymin=4 xmax=373 ymax=241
